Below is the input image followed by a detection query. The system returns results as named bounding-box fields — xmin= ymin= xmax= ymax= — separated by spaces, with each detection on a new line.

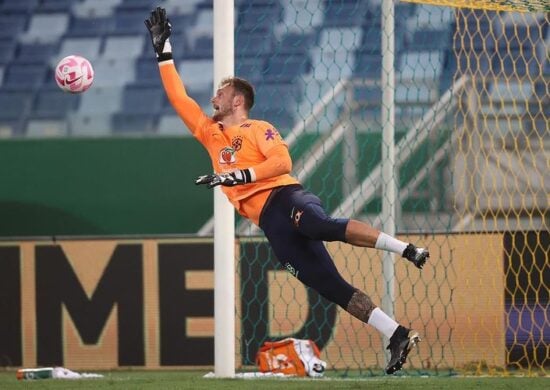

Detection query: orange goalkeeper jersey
xmin=159 ymin=61 xmax=299 ymax=225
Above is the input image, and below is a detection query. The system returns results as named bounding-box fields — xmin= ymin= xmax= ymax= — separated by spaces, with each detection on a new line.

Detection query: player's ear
xmin=233 ymin=94 xmax=245 ymax=108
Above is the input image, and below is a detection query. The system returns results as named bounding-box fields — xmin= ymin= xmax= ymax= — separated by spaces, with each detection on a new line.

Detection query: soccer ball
xmin=54 ymin=55 xmax=94 ymax=94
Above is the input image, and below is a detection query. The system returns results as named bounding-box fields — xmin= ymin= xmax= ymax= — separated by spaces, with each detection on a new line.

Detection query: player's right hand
xmin=144 ymin=7 xmax=172 ymax=61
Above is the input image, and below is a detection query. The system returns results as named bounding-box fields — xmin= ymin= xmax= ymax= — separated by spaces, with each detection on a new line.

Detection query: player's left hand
xmin=195 ymin=169 xmax=254 ymax=188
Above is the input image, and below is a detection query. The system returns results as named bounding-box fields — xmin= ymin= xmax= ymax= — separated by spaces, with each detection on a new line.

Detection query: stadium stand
xmin=0 ymin=0 xmax=546 ymax=139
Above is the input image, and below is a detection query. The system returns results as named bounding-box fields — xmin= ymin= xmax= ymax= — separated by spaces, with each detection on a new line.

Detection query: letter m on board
xmin=35 ymin=244 xmax=144 ymax=366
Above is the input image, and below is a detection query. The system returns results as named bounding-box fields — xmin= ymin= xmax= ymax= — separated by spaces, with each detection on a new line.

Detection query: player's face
xmin=211 ymin=84 xmax=236 ymax=121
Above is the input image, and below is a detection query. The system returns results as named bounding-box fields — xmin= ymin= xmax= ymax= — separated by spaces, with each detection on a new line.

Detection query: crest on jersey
xmin=232 ymin=136 xmax=243 ymax=151
xmin=219 ymin=146 xmax=236 ymax=164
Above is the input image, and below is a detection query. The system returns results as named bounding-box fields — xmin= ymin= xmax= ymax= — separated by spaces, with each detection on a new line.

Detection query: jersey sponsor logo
xmin=232 ymin=136 xmax=243 ymax=151
xmin=284 ymin=262 xmax=299 ymax=278
xmin=219 ymin=146 xmax=236 ymax=164
xmin=290 ymin=207 xmax=304 ymax=227
xmin=264 ymin=129 xmax=277 ymax=141
xmin=240 ymin=122 xmax=251 ymax=128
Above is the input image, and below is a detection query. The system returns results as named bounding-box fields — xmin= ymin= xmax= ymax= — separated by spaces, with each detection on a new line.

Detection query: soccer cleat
xmin=385 ymin=326 xmax=421 ymax=375
xmin=402 ymin=244 xmax=429 ymax=269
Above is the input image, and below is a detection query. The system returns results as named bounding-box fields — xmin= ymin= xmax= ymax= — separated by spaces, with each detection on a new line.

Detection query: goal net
xmin=235 ymin=0 xmax=548 ymax=376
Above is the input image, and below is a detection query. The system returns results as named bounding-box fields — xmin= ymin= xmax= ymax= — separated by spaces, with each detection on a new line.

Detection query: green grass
xmin=0 ymin=370 xmax=548 ymax=390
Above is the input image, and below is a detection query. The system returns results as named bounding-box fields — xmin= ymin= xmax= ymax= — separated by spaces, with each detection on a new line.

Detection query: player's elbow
xmin=277 ymin=153 xmax=292 ymax=175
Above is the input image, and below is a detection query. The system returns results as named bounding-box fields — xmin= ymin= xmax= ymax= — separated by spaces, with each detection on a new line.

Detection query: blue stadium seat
xmin=235 ymin=29 xmax=274 ymax=58
xmin=0 ymin=0 xmax=38 ymax=13
xmin=353 ymin=51 xmax=382 ymax=78
xmin=0 ymin=88 xmax=33 ymax=120
xmin=264 ymin=52 xmax=311 ymax=83
xmin=255 ymin=107 xmax=295 ymax=132
xmin=36 ymin=0 xmax=75 ymax=13
xmin=236 ymin=57 xmax=266 ymax=84
xmin=119 ymin=85 xmax=165 ymax=115
xmin=276 ymin=32 xmax=315 ymax=55
xmin=2 ymin=62 xmax=46 ymax=90
xmin=0 ymin=13 xmax=29 ymax=39
xmin=238 ymin=3 xmax=283 ymax=29
xmin=134 ymin=57 xmax=162 ymax=86
xmin=57 ymin=36 xmax=102 ymax=62
xmin=254 ymin=82 xmax=301 ymax=109
xmin=111 ymin=113 xmax=157 ymax=133
xmin=113 ymin=9 xmax=149 ymax=35
xmin=0 ymin=39 xmax=17 ymax=65
xmin=68 ymin=16 xmax=114 ymax=37
xmin=16 ymin=42 xmax=58 ymax=64
xmin=116 ymin=0 xmax=157 ymax=11
xmin=102 ymin=35 xmax=145 ymax=59
xmin=31 ymin=87 xmax=80 ymax=118
xmin=322 ymin=0 xmax=368 ymax=28
xmin=19 ymin=13 xmax=69 ymax=44
xmin=187 ymin=35 xmax=213 ymax=59
xmin=407 ymin=29 xmax=450 ymax=51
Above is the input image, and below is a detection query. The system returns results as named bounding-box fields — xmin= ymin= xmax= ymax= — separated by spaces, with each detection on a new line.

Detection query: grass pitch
xmin=0 ymin=370 xmax=548 ymax=389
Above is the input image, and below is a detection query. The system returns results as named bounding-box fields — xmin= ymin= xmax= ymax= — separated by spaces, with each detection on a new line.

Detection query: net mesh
xmin=235 ymin=0 xmax=549 ymax=376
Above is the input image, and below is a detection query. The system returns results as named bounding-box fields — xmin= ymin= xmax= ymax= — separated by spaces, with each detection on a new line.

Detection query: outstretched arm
xmin=145 ymin=7 xmax=210 ymax=138
xmin=195 ymin=144 xmax=292 ymax=188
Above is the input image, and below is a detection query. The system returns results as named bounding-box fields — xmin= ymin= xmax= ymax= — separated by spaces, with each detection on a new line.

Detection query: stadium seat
xmin=102 ymin=35 xmax=145 ymax=59
xmin=111 ymin=112 xmax=157 ymax=133
xmin=0 ymin=13 xmax=29 ymax=40
xmin=177 ymin=59 xmax=213 ymax=91
xmin=407 ymin=29 xmax=450 ymax=51
xmin=413 ymin=4 xmax=454 ymax=31
xmin=19 ymin=13 xmax=70 ymax=44
xmin=187 ymin=35 xmax=213 ymax=59
xmin=235 ymin=28 xmax=274 ymax=58
xmin=162 ymin=0 xmax=203 ymax=15
xmin=310 ymin=48 xmax=354 ymax=81
xmin=186 ymin=9 xmax=213 ymax=49
xmin=353 ymin=51 xmax=382 ymax=78
xmin=69 ymin=113 xmax=112 ymax=136
xmin=0 ymin=89 xmax=33 ymax=120
xmin=113 ymin=9 xmax=150 ymax=35
xmin=157 ymin=114 xmax=187 ymax=136
xmin=78 ymin=86 xmax=123 ymax=114
xmin=91 ymin=57 xmax=136 ymax=87
xmin=0 ymin=40 xmax=17 ymax=65
xmin=279 ymin=0 xmax=324 ymax=34
xmin=57 ymin=37 xmax=102 ymax=63
xmin=255 ymin=107 xmax=295 ymax=133
xmin=16 ymin=42 xmax=58 ymax=64
xmin=119 ymin=85 xmax=165 ymax=115
xmin=2 ymin=62 xmax=46 ymax=90
xmin=36 ymin=0 xmax=76 ymax=13
xmin=115 ymin=0 xmax=157 ymax=11
xmin=264 ymin=52 xmax=311 ymax=83
xmin=134 ymin=57 xmax=162 ymax=86
xmin=0 ymin=0 xmax=39 ymax=13
xmin=238 ymin=4 xmax=283 ymax=30
xmin=32 ymin=87 xmax=81 ymax=118
xmin=73 ymin=0 xmax=122 ymax=18
xmin=25 ymin=118 xmax=68 ymax=137
xmin=399 ymin=51 xmax=444 ymax=80
xmin=235 ymin=57 xmax=266 ymax=84
xmin=395 ymin=83 xmax=434 ymax=104
xmin=68 ymin=16 xmax=115 ymax=37
xmin=254 ymin=82 xmax=301 ymax=109
xmin=322 ymin=0 xmax=368 ymax=28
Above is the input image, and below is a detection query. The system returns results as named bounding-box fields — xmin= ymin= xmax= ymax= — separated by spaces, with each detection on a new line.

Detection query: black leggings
xmin=259 ymin=185 xmax=356 ymax=308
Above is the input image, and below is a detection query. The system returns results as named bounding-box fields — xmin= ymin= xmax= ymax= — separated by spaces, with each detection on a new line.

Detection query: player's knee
xmin=300 ymin=214 xmax=347 ymax=242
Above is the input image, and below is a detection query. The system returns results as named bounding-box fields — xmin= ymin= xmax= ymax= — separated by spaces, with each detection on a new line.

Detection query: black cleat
xmin=385 ymin=326 xmax=421 ymax=375
xmin=402 ymin=244 xmax=429 ymax=269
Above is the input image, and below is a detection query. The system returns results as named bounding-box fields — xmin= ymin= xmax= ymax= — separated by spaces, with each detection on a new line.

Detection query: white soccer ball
xmin=54 ymin=55 xmax=94 ymax=94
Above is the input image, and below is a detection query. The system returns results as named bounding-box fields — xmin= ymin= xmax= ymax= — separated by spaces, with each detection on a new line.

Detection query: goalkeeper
xmin=146 ymin=7 xmax=429 ymax=375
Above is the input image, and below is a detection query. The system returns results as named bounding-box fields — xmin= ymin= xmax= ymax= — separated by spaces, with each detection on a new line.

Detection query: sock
xmin=375 ymin=232 xmax=408 ymax=255
xmin=367 ymin=307 xmax=399 ymax=338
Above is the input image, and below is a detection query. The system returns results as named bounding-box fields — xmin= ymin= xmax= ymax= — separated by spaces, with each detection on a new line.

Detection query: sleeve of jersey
xmin=158 ymin=61 xmax=209 ymax=140
xmin=251 ymin=144 xmax=292 ymax=181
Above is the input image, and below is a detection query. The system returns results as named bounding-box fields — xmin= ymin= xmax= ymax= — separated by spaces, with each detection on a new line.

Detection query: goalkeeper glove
xmin=195 ymin=169 xmax=255 ymax=189
xmin=144 ymin=7 xmax=172 ymax=62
